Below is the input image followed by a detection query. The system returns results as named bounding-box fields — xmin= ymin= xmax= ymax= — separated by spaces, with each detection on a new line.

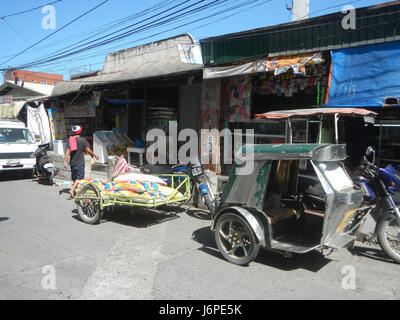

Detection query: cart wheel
xmin=214 ymin=212 xmax=260 ymax=265
xmin=76 ymin=184 xmax=102 ymax=225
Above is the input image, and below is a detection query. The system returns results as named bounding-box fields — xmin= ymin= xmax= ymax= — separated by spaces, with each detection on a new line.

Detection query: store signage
xmin=203 ymin=53 xmax=323 ymax=79
xmin=178 ymin=43 xmax=203 ymax=65
xmin=266 ymin=52 xmax=323 ymax=76
xmin=0 ymin=95 xmax=13 ymax=104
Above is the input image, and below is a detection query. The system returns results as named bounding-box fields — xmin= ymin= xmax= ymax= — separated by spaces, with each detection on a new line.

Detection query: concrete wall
xmin=49 ymin=152 xmax=120 ymax=181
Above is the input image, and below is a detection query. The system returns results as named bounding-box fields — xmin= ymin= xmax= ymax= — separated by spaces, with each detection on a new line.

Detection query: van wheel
xmin=214 ymin=212 xmax=260 ymax=265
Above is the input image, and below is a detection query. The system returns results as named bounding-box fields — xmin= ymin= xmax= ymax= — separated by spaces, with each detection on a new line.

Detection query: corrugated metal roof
xmin=51 ymin=34 xmax=203 ymax=97
xmin=0 ymin=101 xmax=26 ymax=119
xmin=200 ymin=1 xmax=400 ymax=66
xmin=0 ymin=81 xmax=54 ymax=98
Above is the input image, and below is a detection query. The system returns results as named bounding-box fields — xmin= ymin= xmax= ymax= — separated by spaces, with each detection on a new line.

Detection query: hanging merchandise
xmin=92 ymin=91 xmax=101 ymax=107
xmin=27 ymin=103 xmax=52 ymax=145
xmin=265 ymin=52 xmax=324 ymax=76
xmin=226 ymin=76 xmax=252 ymax=123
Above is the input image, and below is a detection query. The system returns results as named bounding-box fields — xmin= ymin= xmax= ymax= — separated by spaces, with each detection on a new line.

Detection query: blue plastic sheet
xmin=326 ymin=41 xmax=400 ymax=107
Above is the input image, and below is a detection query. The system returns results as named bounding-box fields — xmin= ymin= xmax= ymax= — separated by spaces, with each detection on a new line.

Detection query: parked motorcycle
xmin=33 ymin=143 xmax=58 ymax=186
xmin=353 ymin=146 xmax=400 ymax=263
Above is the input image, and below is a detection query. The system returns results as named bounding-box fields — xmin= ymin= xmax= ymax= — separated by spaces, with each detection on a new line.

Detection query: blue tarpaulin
xmin=326 ymin=41 xmax=400 ymax=107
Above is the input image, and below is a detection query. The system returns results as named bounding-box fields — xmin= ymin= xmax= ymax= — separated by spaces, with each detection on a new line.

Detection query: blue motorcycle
xmin=353 ymin=147 xmax=400 ymax=263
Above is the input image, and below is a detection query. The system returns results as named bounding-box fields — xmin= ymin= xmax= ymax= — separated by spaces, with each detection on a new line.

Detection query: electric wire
xmin=9 ymin=0 xmax=261 ymax=71
xmin=2 ymin=0 xmax=394 ymax=76
xmin=12 ymin=0 xmax=220 ymax=69
xmin=0 ymin=0 xmax=111 ymax=67
xmin=29 ymin=12 xmax=400 ymax=84
xmin=20 ymin=0 xmax=394 ymax=74
xmin=0 ymin=0 xmax=65 ymax=19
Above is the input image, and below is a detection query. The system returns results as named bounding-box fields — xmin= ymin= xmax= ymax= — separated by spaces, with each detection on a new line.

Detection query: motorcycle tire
xmin=46 ymin=174 xmax=54 ymax=186
xmin=377 ymin=213 xmax=400 ymax=263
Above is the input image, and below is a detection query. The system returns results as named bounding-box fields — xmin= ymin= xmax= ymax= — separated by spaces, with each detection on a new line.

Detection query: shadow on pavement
xmin=58 ymin=188 xmax=71 ymax=196
xmin=348 ymin=245 xmax=397 ymax=264
xmin=186 ymin=207 xmax=211 ymax=220
xmin=192 ymin=226 xmax=332 ymax=272
xmin=0 ymin=171 xmax=32 ymax=182
xmin=71 ymin=205 xmax=181 ymax=228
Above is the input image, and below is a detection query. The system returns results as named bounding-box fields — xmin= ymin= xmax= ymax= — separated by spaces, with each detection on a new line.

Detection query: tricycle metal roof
xmin=254 ymin=107 xmax=377 ymax=120
xmin=236 ymin=143 xmax=347 ymax=164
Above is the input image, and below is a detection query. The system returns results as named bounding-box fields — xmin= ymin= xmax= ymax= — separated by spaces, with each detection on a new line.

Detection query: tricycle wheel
xmin=214 ymin=212 xmax=260 ymax=265
xmin=377 ymin=214 xmax=400 ymax=263
xmin=76 ymin=184 xmax=102 ymax=225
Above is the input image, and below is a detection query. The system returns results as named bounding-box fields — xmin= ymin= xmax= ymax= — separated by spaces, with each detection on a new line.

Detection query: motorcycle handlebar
xmin=360 ymin=157 xmax=378 ymax=177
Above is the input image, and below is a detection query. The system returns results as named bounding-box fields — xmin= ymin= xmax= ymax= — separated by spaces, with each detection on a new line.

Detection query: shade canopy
xmin=255 ymin=107 xmax=377 ymax=120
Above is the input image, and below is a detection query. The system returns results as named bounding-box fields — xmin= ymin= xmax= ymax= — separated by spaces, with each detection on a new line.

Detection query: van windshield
xmin=0 ymin=128 xmax=35 ymax=144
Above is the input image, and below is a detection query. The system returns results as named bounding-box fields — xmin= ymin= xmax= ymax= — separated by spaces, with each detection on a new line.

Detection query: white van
xmin=0 ymin=119 xmax=38 ymax=174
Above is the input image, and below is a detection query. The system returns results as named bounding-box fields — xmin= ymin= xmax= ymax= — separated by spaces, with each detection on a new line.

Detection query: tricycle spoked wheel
xmin=377 ymin=214 xmax=400 ymax=263
xmin=76 ymin=184 xmax=102 ymax=225
xmin=214 ymin=213 xmax=260 ymax=265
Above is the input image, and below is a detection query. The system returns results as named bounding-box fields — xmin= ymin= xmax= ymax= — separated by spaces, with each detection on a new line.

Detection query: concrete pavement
xmin=0 ymin=172 xmax=398 ymax=300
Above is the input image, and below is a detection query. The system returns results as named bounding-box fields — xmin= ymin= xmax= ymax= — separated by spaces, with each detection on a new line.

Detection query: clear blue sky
xmin=0 ymin=0 xmax=390 ymax=83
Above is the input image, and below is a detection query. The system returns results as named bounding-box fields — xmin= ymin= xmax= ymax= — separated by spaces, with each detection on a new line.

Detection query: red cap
xmin=72 ymin=125 xmax=82 ymax=135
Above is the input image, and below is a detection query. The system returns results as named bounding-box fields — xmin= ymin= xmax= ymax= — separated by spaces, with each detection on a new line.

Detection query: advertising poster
xmin=226 ymin=76 xmax=252 ymax=123
xmin=47 ymin=107 xmax=67 ymax=141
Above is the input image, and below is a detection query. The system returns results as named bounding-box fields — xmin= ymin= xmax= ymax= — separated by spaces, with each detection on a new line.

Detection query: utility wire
xmin=1 ymin=19 xmax=30 ymax=45
xmin=27 ymin=9 xmax=400 ymax=82
xmin=11 ymin=0 xmax=242 ymax=70
xmin=4 ymin=0 xmax=385 ymax=74
xmin=292 ymin=0 xmax=365 ymax=21
xmin=8 ymin=0 xmax=369 ymax=71
xmin=15 ymin=0 xmax=206 ymax=68
xmin=0 ymin=0 xmax=110 ymax=68
xmin=36 ymin=0 xmax=272 ymax=75
xmin=0 ymin=0 xmax=65 ymax=19
xmin=0 ymin=0 xmax=178 ymax=60
xmin=3 ymin=0 xmax=264 ymax=71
